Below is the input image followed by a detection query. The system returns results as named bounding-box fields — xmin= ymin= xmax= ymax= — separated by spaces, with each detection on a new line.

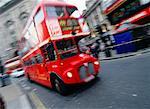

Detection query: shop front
xmin=103 ymin=0 xmax=150 ymax=25
xmin=102 ymin=0 xmax=150 ymax=53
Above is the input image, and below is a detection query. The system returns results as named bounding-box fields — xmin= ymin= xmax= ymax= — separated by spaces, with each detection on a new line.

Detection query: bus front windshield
xmin=56 ymin=39 xmax=78 ymax=59
xmin=66 ymin=7 xmax=81 ymax=18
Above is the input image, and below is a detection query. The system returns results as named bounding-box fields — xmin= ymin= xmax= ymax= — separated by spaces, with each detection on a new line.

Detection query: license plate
xmin=84 ymin=75 xmax=95 ymax=82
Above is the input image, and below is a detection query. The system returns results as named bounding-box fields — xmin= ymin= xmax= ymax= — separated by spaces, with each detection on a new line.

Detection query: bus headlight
xmin=94 ymin=61 xmax=99 ymax=65
xmin=67 ymin=72 xmax=73 ymax=78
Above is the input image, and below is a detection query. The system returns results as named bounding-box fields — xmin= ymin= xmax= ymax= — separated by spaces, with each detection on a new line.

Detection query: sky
xmin=64 ymin=0 xmax=87 ymax=13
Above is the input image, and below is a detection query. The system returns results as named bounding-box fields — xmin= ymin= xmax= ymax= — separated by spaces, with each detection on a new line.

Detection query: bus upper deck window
xmin=46 ymin=6 xmax=65 ymax=18
xmin=66 ymin=7 xmax=81 ymax=18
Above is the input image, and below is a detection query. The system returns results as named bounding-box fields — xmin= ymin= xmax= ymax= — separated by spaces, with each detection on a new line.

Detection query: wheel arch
xmin=50 ymin=72 xmax=63 ymax=88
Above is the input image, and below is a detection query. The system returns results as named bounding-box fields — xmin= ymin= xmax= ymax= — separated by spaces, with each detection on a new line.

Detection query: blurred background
xmin=0 ymin=0 xmax=150 ymax=109
xmin=0 ymin=0 xmax=149 ymax=61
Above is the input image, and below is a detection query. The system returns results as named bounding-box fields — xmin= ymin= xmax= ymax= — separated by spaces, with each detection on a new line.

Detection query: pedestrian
xmin=0 ymin=95 xmax=5 ymax=109
xmin=78 ymin=37 xmax=91 ymax=54
xmin=90 ymin=42 xmax=100 ymax=58
xmin=0 ymin=59 xmax=5 ymax=87
xmin=80 ymin=45 xmax=90 ymax=54
xmin=100 ymin=42 xmax=105 ymax=52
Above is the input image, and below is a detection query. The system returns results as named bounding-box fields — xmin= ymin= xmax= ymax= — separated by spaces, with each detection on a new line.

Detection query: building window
xmin=10 ymin=41 xmax=17 ymax=48
xmin=19 ymin=12 xmax=29 ymax=21
xmin=4 ymin=20 xmax=14 ymax=27
xmin=10 ymin=30 xmax=15 ymax=35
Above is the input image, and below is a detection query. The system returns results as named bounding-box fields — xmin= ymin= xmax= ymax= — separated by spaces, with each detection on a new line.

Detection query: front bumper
xmin=63 ymin=63 xmax=100 ymax=85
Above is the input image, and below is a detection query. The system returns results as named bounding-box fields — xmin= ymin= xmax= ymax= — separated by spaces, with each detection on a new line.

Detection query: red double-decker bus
xmin=19 ymin=1 xmax=100 ymax=95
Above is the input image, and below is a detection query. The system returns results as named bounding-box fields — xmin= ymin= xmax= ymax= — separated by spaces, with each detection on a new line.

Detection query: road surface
xmin=13 ymin=52 xmax=150 ymax=109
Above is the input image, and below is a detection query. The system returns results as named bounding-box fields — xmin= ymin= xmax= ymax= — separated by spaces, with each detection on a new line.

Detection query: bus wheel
xmin=53 ymin=77 xmax=68 ymax=95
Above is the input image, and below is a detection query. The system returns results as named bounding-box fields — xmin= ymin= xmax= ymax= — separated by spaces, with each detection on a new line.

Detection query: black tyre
xmin=53 ymin=77 xmax=68 ymax=95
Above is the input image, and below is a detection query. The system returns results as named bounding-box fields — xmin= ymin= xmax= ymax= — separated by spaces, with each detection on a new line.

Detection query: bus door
xmin=41 ymin=42 xmax=58 ymax=86
xmin=33 ymin=53 xmax=49 ymax=85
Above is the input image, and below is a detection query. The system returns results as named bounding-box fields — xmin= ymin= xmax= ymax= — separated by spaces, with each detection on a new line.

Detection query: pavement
xmin=99 ymin=48 xmax=150 ymax=61
xmin=0 ymin=82 xmax=32 ymax=109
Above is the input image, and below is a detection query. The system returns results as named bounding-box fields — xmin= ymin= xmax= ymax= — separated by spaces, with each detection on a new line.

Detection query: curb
xmin=100 ymin=49 xmax=150 ymax=61
xmin=28 ymin=91 xmax=46 ymax=109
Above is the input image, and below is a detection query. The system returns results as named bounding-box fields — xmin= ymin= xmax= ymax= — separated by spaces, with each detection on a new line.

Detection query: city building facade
xmin=0 ymin=0 xmax=37 ymax=61
xmin=83 ymin=0 xmax=112 ymax=33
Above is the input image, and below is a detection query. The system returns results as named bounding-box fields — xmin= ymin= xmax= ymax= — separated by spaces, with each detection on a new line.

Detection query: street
xmin=0 ymin=0 xmax=150 ymax=109
xmin=14 ymin=52 xmax=150 ymax=109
